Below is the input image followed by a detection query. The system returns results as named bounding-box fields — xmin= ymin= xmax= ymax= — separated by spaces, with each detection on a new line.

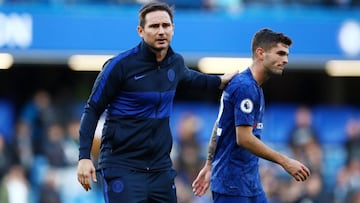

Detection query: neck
xmin=150 ymin=47 xmax=168 ymax=62
xmin=155 ymin=51 xmax=166 ymax=62
xmin=249 ymin=63 xmax=269 ymax=86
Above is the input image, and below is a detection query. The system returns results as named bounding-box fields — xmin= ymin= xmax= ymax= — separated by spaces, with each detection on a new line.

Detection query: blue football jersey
xmin=211 ymin=68 xmax=265 ymax=196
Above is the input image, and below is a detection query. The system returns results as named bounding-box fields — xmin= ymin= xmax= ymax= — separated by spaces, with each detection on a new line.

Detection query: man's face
xmin=263 ymin=43 xmax=289 ymax=75
xmin=137 ymin=10 xmax=174 ymax=52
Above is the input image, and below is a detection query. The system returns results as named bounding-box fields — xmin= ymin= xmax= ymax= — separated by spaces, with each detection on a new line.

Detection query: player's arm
xmin=236 ymin=125 xmax=311 ymax=182
xmin=180 ymin=61 xmax=237 ymax=90
xmin=219 ymin=71 xmax=238 ymax=89
xmin=77 ymin=60 xmax=121 ymax=191
xmin=206 ymin=120 xmax=218 ymax=166
xmin=192 ymin=120 xmax=218 ymax=196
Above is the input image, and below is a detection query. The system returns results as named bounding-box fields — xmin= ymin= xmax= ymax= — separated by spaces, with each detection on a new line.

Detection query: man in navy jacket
xmin=76 ymin=1 xmax=237 ymax=203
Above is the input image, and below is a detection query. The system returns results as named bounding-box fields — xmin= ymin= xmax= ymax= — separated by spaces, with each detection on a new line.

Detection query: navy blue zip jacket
xmin=79 ymin=40 xmax=221 ymax=171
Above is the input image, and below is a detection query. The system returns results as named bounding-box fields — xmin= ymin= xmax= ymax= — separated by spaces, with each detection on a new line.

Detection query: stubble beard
xmin=149 ymin=43 xmax=169 ymax=55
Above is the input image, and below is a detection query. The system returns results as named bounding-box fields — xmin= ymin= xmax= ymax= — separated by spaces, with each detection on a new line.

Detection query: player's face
xmin=137 ymin=10 xmax=174 ymax=52
xmin=263 ymin=43 xmax=289 ymax=75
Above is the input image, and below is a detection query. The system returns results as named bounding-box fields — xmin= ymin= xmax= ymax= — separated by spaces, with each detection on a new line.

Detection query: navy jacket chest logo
xmin=167 ymin=69 xmax=175 ymax=82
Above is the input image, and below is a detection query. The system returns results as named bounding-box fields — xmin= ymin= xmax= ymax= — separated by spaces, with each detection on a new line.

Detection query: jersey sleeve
xmin=232 ymin=83 xmax=259 ymax=127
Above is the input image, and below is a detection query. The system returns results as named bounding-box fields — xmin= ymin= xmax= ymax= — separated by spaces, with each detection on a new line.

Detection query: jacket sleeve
xmin=78 ymin=60 xmax=122 ymax=160
xmin=180 ymin=65 xmax=221 ymax=90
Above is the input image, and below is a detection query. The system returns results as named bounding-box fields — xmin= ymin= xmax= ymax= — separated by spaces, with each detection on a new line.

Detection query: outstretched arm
xmin=192 ymin=120 xmax=218 ymax=196
xmin=236 ymin=125 xmax=311 ymax=182
xmin=219 ymin=71 xmax=238 ymax=90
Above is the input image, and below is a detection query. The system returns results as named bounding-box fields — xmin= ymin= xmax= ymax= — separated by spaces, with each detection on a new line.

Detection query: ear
xmin=137 ymin=25 xmax=143 ymax=38
xmin=255 ymin=47 xmax=264 ymax=59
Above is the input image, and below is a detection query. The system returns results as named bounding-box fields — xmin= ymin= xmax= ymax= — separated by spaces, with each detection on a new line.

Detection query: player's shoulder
xmin=223 ymin=72 xmax=256 ymax=101
xmin=172 ymin=52 xmax=184 ymax=60
xmin=167 ymin=46 xmax=185 ymax=65
xmin=115 ymin=45 xmax=140 ymax=62
xmin=229 ymin=70 xmax=256 ymax=88
xmin=104 ymin=45 xmax=141 ymax=69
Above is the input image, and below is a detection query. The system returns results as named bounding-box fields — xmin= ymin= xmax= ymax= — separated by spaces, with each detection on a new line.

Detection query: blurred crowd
xmin=170 ymin=105 xmax=360 ymax=203
xmin=0 ymin=90 xmax=102 ymax=203
xmin=0 ymin=0 xmax=360 ymax=9
xmin=1 ymin=89 xmax=360 ymax=203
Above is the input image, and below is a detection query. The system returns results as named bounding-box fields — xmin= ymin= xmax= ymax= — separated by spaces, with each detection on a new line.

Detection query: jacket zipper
xmin=155 ymin=65 xmax=161 ymax=118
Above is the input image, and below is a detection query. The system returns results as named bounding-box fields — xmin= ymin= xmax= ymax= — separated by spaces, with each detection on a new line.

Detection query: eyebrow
xmin=148 ymin=22 xmax=171 ymax=27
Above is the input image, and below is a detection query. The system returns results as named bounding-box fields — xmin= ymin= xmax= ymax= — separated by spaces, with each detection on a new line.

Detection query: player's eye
xmin=149 ymin=24 xmax=159 ymax=28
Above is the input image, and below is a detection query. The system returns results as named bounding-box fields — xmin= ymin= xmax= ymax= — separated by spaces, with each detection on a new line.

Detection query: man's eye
xmin=162 ymin=24 xmax=171 ymax=28
xmin=278 ymin=51 xmax=287 ymax=56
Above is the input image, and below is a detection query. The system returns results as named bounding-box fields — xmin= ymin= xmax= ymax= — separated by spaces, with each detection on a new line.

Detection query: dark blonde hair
xmin=138 ymin=1 xmax=174 ymax=28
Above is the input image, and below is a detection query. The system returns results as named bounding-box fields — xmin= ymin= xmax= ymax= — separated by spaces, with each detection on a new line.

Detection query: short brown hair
xmin=251 ymin=28 xmax=292 ymax=55
xmin=138 ymin=1 xmax=174 ymax=27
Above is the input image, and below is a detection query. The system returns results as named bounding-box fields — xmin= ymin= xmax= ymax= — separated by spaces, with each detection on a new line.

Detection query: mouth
xmin=157 ymin=39 xmax=166 ymax=43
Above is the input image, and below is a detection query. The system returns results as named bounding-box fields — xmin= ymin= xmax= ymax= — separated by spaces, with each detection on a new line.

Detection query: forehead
xmin=270 ymin=42 xmax=289 ymax=52
xmin=144 ymin=10 xmax=172 ymax=25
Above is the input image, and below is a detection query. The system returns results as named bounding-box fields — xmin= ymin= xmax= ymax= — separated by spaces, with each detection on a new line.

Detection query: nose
xmin=283 ymin=56 xmax=288 ymax=65
xmin=158 ymin=26 xmax=165 ymax=34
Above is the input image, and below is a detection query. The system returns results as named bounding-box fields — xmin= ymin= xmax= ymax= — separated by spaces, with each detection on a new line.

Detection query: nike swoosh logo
xmin=134 ymin=74 xmax=146 ymax=80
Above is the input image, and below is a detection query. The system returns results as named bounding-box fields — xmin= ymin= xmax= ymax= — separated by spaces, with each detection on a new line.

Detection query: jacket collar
xmin=139 ymin=40 xmax=175 ymax=64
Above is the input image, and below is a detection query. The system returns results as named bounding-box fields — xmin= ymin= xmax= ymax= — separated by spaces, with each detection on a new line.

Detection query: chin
xmin=270 ymin=70 xmax=283 ymax=76
xmin=153 ymin=45 xmax=168 ymax=51
xmin=160 ymin=44 xmax=169 ymax=49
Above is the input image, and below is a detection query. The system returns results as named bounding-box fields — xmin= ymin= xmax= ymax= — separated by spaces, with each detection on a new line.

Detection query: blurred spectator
xmin=343 ymin=118 xmax=360 ymax=161
xmin=278 ymin=105 xmax=326 ymax=203
xmin=41 ymin=119 xmax=102 ymax=203
xmin=173 ymin=112 xmax=204 ymax=167
xmin=13 ymin=120 xmax=34 ymax=178
xmin=0 ymin=133 xmax=18 ymax=181
xmin=288 ymin=105 xmax=322 ymax=173
xmin=334 ymin=157 xmax=360 ymax=203
xmin=43 ymin=122 xmax=68 ymax=168
xmin=277 ymin=170 xmax=324 ymax=203
xmin=333 ymin=118 xmax=360 ymax=203
xmin=38 ymin=169 xmax=61 ymax=203
xmin=3 ymin=165 xmax=30 ymax=203
xmin=20 ymin=90 xmax=57 ymax=156
xmin=172 ymin=112 xmax=211 ymax=203
xmin=260 ymin=162 xmax=284 ymax=203
xmin=63 ymin=119 xmax=81 ymax=166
